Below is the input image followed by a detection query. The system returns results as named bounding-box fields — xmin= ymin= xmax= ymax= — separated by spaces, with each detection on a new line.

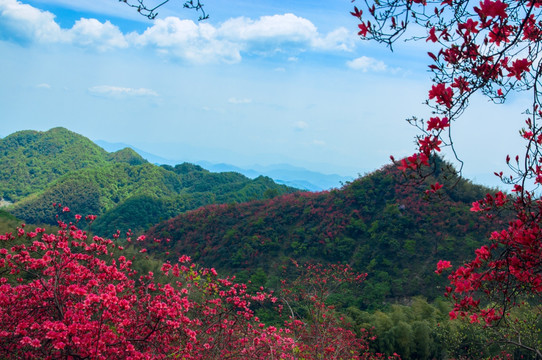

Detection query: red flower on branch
xmin=358 ymin=22 xmax=369 ymax=36
xmin=507 ymin=58 xmax=532 ymax=80
xmin=474 ymin=0 xmax=508 ymax=21
xmin=428 ymin=83 xmax=453 ymax=108
xmin=427 ymin=27 xmax=438 ymax=42
xmin=426 ymin=116 xmax=450 ymax=131
xmin=457 ymin=19 xmax=480 ymax=37
xmin=435 ymin=260 xmax=452 ymax=274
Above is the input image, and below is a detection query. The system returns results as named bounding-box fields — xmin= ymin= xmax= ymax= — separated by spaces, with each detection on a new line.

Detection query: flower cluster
xmin=0 ymin=215 xmax=393 ymax=359
xmin=353 ymin=0 xmax=542 ymax=354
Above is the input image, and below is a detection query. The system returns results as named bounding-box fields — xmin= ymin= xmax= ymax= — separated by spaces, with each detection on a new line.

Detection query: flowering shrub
xmin=352 ymin=0 xmax=542 ymax=355
xmin=0 ymin=212 xmax=395 ymax=359
xmin=0 ymin=216 xmax=290 ymax=359
xmin=278 ymin=262 xmax=396 ymax=359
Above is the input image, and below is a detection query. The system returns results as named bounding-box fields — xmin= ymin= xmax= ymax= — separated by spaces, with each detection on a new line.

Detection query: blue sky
xmin=0 ymin=0 xmax=527 ymax=188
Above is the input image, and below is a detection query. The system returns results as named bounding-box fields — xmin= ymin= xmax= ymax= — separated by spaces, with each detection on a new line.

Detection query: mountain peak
xmin=108 ymin=147 xmax=148 ymax=166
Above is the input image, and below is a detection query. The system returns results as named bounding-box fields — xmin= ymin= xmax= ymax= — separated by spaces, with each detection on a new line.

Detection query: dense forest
xmin=1 ymin=128 xmax=539 ymax=358
xmin=145 ymin=158 xmax=498 ymax=307
xmin=1 ymin=128 xmax=296 ymax=236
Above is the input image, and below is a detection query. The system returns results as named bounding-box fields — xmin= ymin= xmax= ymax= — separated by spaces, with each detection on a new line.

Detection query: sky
xmin=0 ymin=0 xmax=529 ymax=188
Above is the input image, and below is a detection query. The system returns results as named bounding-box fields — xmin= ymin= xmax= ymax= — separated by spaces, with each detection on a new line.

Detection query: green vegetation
xmin=345 ymin=297 xmax=541 ymax=359
xmin=1 ymin=128 xmax=296 ymax=237
xmin=4 ymin=127 xmax=536 ymax=358
xmin=0 ymin=209 xmax=21 ymax=234
xmin=107 ymin=147 xmax=147 ymax=165
xmin=146 ymin=160 xmax=496 ymax=306
xmin=0 ymin=128 xmax=111 ymax=201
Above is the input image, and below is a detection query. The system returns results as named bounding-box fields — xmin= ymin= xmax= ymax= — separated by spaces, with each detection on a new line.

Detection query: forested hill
xmin=0 ymin=127 xmax=146 ymax=201
xmin=1 ymin=128 xmax=297 ymax=236
xmin=146 ymin=161 xmax=498 ymax=306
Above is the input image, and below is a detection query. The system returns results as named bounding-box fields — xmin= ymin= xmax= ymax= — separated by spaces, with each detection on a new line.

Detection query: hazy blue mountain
xmin=194 ymin=161 xmax=261 ymax=178
xmin=93 ymin=140 xmax=174 ymax=165
xmin=253 ymin=163 xmax=353 ymax=190
xmin=197 ymin=162 xmax=353 ymax=191
xmin=273 ymin=179 xmax=323 ymax=192
xmin=93 ymin=140 xmax=353 ymax=191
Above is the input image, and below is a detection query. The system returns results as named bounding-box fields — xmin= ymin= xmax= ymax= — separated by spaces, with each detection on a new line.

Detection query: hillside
xmin=145 ymin=160 xmax=498 ymax=307
xmin=1 ymin=128 xmax=110 ymax=201
xmin=2 ymin=128 xmax=297 ymax=236
xmin=0 ymin=127 xmax=148 ymax=201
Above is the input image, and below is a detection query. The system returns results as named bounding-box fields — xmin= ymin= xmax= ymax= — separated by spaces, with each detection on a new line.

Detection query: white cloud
xmin=36 ymin=83 xmax=51 ymax=89
xmin=0 ymin=0 xmax=65 ymax=43
xmin=347 ymin=56 xmax=387 ymax=72
xmin=22 ymin=0 xmax=152 ymax=23
xmin=0 ymin=0 xmax=127 ymax=50
xmin=311 ymin=27 xmax=355 ymax=51
xmin=131 ymin=16 xmax=242 ymax=64
xmin=228 ymin=97 xmax=252 ymax=104
xmin=88 ymin=85 xmax=159 ymax=98
xmin=68 ymin=18 xmax=128 ymax=51
xmin=220 ymin=14 xmax=317 ymax=42
xmin=130 ymin=14 xmax=354 ymax=63
xmin=0 ymin=1 xmax=356 ymax=62
xmin=294 ymin=120 xmax=308 ymax=130
xmin=218 ymin=14 xmax=354 ymax=52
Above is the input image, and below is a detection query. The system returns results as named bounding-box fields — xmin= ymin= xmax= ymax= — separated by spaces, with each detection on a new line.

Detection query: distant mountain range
xmin=94 ymin=140 xmax=354 ymax=191
xmin=1 ymin=128 xmax=296 ymax=236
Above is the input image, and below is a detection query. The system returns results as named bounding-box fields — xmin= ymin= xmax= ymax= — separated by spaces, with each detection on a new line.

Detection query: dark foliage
xmin=146 ymin=159 xmax=497 ymax=306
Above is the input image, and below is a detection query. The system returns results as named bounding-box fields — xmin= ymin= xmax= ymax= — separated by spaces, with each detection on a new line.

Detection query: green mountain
xmin=0 ymin=127 xmax=150 ymax=202
xmin=0 ymin=127 xmax=114 ymax=201
xmin=2 ymin=128 xmax=297 ymax=236
xmin=145 ymin=160 xmax=496 ymax=307
xmin=107 ymin=147 xmax=147 ymax=166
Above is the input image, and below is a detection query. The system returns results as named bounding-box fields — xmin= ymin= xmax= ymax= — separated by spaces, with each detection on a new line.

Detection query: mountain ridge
xmin=93 ymin=139 xmax=353 ymax=191
xmin=145 ymin=159 xmax=495 ymax=307
xmin=2 ymin=128 xmax=297 ymax=236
